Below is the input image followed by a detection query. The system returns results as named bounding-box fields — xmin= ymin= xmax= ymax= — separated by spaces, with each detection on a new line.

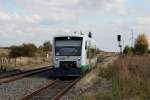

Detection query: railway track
xmin=20 ymin=77 xmax=81 ymax=100
xmin=0 ymin=67 xmax=50 ymax=79
xmin=0 ymin=70 xmax=22 ymax=79
xmin=0 ymin=66 xmax=51 ymax=84
xmin=19 ymin=62 xmax=99 ymax=100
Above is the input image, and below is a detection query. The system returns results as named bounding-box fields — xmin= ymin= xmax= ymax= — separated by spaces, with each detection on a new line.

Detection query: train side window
xmin=85 ymin=41 xmax=88 ymax=50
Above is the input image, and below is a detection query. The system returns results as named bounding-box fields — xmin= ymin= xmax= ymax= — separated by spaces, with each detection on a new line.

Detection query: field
xmin=112 ymin=55 xmax=150 ymax=100
xmin=0 ymin=48 xmax=51 ymax=72
xmin=77 ymin=55 xmax=150 ymax=100
xmin=0 ymin=48 xmax=9 ymax=55
xmin=1 ymin=48 xmax=150 ymax=100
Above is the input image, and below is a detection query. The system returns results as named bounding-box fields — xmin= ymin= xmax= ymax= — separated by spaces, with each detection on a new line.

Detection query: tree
xmin=9 ymin=46 xmax=23 ymax=58
xmin=123 ymin=45 xmax=133 ymax=54
xmin=9 ymin=45 xmax=23 ymax=66
xmin=43 ymin=41 xmax=52 ymax=53
xmin=9 ymin=44 xmax=37 ymax=58
xmin=134 ymin=33 xmax=149 ymax=54
xmin=22 ymin=43 xmax=37 ymax=57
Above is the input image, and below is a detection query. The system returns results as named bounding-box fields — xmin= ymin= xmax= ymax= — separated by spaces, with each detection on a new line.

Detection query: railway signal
xmin=88 ymin=32 xmax=92 ymax=38
xmin=117 ymin=35 xmax=122 ymax=54
xmin=117 ymin=35 xmax=121 ymax=41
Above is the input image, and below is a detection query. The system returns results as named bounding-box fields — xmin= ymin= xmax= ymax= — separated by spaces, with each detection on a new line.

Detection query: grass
xmin=78 ymin=91 xmax=113 ymax=100
xmin=0 ymin=48 xmax=52 ymax=72
xmin=0 ymin=57 xmax=51 ymax=71
xmin=77 ymin=55 xmax=150 ymax=100
xmin=0 ymin=48 xmax=9 ymax=55
xmin=112 ymin=55 xmax=150 ymax=100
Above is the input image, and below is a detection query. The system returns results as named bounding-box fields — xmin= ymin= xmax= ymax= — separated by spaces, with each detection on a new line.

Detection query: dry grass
xmin=0 ymin=57 xmax=51 ymax=71
xmin=0 ymin=48 xmax=9 ymax=55
xmin=77 ymin=55 xmax=150 ymax=100
xmin=78 ymin=91 xmax=113 ymax=100
xmin=0 ymin=48 xmax=51 ymax=72
xmin=112 ymin=55 xmax=150 ymax=100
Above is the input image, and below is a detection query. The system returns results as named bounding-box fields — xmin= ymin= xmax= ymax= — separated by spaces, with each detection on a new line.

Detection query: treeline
xmin=123 ymin=33 xmax=149 ymax=55
xmin=9 ymin=41 xmax=52 ymax=58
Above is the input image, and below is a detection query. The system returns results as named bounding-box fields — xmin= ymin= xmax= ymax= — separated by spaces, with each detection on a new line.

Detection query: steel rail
xmin=0 ymin=66 xmax=50 ymax=79
xmin=19 ymin=64 xmax=98 ymax=100
xmin=20 ymin=79 xmax=58 ymax=100
xmin=0 ymin=66 xmax=51 ymax=84
xmin=51 ymin=77 xmax=81 ymax=100
xmin=19 ymin=78 xmax=80 ymax=100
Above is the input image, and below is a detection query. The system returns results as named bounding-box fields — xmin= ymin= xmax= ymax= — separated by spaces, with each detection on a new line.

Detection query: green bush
xmin=123 ymin=46 xmax=133 ymax=54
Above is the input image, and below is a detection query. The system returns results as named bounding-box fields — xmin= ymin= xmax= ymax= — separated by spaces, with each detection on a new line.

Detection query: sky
xmin=0 ymin=0 xmax=150 ymax=52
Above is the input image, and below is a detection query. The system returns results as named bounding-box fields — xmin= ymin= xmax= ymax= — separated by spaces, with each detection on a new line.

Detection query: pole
xmin=119 ymin=42 xmax=122 ymax=54
xmin=117 ymin=35 xmax=122 ymax=54
xmin=131 ymin=29 xmax=134 ymax=47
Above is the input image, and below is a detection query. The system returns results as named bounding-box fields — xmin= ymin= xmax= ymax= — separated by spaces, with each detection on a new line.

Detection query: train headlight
xmin=78 ymin=58 xmax=81 ymax=61
xmin=55 ymin=58 xmax=58 ymax=61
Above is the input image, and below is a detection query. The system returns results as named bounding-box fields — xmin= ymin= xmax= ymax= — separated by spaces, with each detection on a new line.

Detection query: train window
xmin=55 ymin=37 xmax=83 ymax=56
xmin=55 ymin=47 xmax=81 ymax=56
xmin=85 ymin=41 xmax=87 ymax=50
xmin=86 ymin=41 xmax=90 ymax=58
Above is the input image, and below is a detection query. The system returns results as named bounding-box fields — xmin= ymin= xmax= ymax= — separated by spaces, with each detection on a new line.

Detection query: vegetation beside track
xmin=0 ymin=41 xmax=52 ymax=72
xmin=77 ymin=55 xmax=150 ymax=100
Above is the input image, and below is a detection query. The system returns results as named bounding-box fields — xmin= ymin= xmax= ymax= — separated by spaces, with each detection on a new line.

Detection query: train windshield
xmin=55 ymin=37 xmax=82 ymax=56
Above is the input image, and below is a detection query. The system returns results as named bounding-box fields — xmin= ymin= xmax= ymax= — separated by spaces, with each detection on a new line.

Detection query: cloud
xmin=78 ymin=0 xmax=127 ymax=15
xmin=12 ymin=0 xmax=127 ymax=22
xmin=0 ymin=11 xmax=10 ymax=20
xmin=0 ymin=0 xmax=127 ymax=33
xmin=0 ymin=0 xmax=130 ymax=51
xmin=113 ymin=0 xmax=127 ymax=16
xmin=137 ymin=17 xmax=150 ymax=25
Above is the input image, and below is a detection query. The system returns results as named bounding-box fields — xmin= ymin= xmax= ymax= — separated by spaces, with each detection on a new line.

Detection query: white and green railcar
xmin=52 ymin=33 xmax=97 ymax=76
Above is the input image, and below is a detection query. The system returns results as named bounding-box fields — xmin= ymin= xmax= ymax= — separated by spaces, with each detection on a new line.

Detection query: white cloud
xmin=12 ymin=0 xmax=127 ymax=22
xmin=0 ymin=11 xmax=10 ymax=20
xmin=113 ymin=0 xmax=127 ymax=16
xmin=0 ymin=0 xmax=132 ymax=51
xmin=137 ymin=17 xmax=150 ymax=25
xmin=81 ymin=0 xmax=127 ymax=16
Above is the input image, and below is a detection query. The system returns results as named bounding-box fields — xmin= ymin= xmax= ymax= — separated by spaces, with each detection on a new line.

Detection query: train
xmin=52 ymin=32 xmax=97 ymax=76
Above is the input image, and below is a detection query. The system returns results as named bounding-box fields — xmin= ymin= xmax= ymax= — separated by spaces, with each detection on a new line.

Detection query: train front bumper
xmin=52 ymin=67 xmax=83 ymax=77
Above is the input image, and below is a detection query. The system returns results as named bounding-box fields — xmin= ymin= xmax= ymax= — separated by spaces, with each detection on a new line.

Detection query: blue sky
xmin=0 ymin=0 xmax=150 ymax=52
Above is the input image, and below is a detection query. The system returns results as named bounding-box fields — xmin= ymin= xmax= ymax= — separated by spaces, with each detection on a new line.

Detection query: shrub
xmin=112 ymin=55 xmax=150 ymax=99
xmin=22 ymin=43 xmax=37 ymax=57
xmin=9 ymin=46 xmax=23 ymax=58
xmin=123 ymin=46 xmax=133 ymax=54
xmin=43 ymin=41 xmax=52 ymax=52
xmin=134 ymin=33 xmax=149 ymax=54
xmin=9 ymin=43 xmax=37 ymax=58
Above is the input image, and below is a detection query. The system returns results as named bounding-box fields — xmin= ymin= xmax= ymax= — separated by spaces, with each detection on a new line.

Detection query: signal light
xmin=88 ymin=32 xmax=92 ymax=38
xmin=117 ymin=35 xmax=121 ymax=41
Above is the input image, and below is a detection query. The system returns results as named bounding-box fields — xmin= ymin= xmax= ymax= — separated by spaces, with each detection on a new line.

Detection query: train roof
xmin=53 ymin=33 xmax=89 ymax=38
xmin=53 ymin=33 xmax=96 ymax=44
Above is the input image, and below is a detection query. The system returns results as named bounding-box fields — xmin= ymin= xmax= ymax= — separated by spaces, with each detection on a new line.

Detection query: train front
xmin=52 ymin=36 xmax=83 ymax=77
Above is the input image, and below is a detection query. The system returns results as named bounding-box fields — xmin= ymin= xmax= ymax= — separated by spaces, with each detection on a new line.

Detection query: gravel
xmin=0 ymin=70 xmax=54 ymax=100
xmin=30 ymin=80 xmax=72 ymax=100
